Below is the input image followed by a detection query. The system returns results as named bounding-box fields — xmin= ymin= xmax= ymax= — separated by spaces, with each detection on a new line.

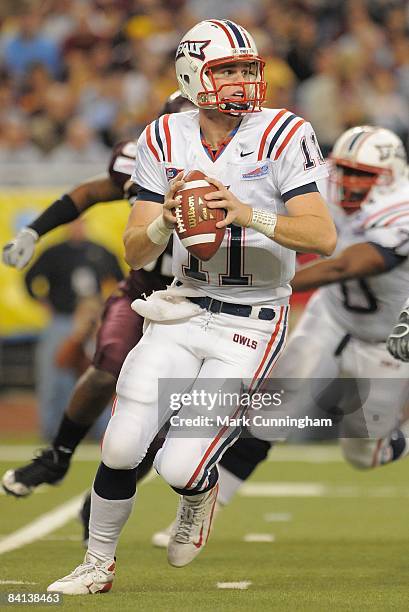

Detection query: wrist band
xmin=247 ymin=208 xmax=277 ymax=239
xmin=146 ymin=215 xmax=173 ymax=245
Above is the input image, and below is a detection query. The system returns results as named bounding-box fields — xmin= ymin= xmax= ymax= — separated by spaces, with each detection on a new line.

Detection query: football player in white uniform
xmin=47 ymin=19 xmax=335 ymax=595
xmin=151 ymin=125 xmax=409 ymax=546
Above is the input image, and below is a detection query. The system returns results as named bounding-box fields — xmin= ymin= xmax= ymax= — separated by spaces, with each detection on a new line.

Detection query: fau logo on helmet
xmin=176 ymin=40 xmax=210 ymax=61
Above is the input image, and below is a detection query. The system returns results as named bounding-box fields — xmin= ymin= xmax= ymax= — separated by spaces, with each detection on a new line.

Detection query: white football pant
xmin=102 ymin=305 xmax=288 ymax=491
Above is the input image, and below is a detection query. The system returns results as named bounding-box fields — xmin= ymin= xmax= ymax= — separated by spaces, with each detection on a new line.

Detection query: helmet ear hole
xmin=182 ymin=74 xmax=190 ymax=84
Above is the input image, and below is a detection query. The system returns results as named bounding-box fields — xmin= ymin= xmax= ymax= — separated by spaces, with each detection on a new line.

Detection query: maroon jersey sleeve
xmin=108 ymin=140 xmax=137 ymax=192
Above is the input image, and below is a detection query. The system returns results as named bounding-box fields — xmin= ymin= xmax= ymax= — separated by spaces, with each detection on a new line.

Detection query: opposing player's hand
xmin=387 ymin=307 xmax=409 ymax=362
xmin=2 ymin=228 xmax=39 ymax=269
xmin=204 ymin=176 xmax=252 ymax=229
xmin=162 ymin=171 xmax=185 ymax=229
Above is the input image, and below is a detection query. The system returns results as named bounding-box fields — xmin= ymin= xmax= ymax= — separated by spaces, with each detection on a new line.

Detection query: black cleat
xmin=79 ymin=491 xmax=91 ymax=547
xmin=1 ymin=447 xmax=71 ymax=497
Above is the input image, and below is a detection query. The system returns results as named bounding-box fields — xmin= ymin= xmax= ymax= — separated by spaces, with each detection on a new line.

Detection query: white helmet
xmin=330 ymin=125 xmax=407 ymax=213
xmin=175 ymin=19 xmax=266 ymax=114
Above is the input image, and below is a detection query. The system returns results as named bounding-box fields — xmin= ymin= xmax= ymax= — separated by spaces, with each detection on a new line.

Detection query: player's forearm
xmin=28 ymin=177 xmax=121 ymax=238
xmin=291 ymin=258 xmax=347 ymax=291
xmin=292 ymin=242 xmax=387 ymax=291
xmin=69 ymin=176 xmax=122 ymax=212
xmin=123 ymin=225 xmax=167 ymax=270
xmin=273 ymin=214 xmax=337 ymax=256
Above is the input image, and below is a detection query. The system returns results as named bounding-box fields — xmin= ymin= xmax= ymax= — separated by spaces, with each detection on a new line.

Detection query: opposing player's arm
xmin=2 ymin=176 xmax=122 ymax=270
xmin=291 ymin=242 xmax=391 ymax=292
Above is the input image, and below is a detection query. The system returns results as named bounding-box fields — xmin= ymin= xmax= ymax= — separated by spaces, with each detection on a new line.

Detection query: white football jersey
xmin=319 ymin=177 xmax=409 ymax=341
xmin=132 ymin=108 xmax=328 ymax=305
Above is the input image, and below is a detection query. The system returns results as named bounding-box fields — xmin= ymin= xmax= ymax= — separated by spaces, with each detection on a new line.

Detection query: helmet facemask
xmin=197 ymin=57 xmax=266 ymax=115
xmin=330 ymin=160 xmax=392 ymax=214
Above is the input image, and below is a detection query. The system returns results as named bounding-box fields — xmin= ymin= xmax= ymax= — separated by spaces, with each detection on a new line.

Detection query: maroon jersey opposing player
xmin=1 ymin=92 xmax=193 ymax=500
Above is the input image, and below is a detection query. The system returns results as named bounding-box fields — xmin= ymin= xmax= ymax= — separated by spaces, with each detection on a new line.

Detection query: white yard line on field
xmin=0 ymin=493 xmax=85 ymax=555
xmin=217 ymin=581 xmax=252 ymax=590
xmin=0 ymin=581 xmax=37 ymax=585
xmin=0 ymin=464 xmax=157 ymax=556
xmin=240 ymin=482 xmax=409 ymax=498
xmin=243 ymin=533 xmax=275 ymax=543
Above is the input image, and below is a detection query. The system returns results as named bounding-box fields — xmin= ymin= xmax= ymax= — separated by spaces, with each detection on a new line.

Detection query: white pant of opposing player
xmin=250 ymin=292 xmax=409 ymax=469
xmin=102 ymin=306 xmax=288 ymax=490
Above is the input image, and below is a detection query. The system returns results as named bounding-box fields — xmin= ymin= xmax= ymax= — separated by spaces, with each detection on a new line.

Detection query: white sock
xmin=88 ymin=488 xmax=136 ymax=562
xmin=217 ymin=465 xmax=243 ymax=505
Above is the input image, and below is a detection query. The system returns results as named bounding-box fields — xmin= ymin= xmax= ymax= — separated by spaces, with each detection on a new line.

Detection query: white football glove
xmin=2 ymin=228 xmax=39 ymax=269
xmin=387 ymin=308 xmax=409 ymax=362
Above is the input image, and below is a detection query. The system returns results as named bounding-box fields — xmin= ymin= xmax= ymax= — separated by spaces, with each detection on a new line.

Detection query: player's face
xmin=334 ymin=164 xmax=379 ymax=214
xmin=209 ymin=61 xmax=258 ymax=104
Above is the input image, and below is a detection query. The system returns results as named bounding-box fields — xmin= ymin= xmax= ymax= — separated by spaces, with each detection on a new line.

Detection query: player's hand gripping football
xmin=2 ymin=228 xmax=39 ymax=269
xmin=162 ymin=171 xmax=185 ymax=229
xmin=387 ymin=306 xmax=409 ymax=362
xmin=204 ymin=177 xmax=252 ymax=229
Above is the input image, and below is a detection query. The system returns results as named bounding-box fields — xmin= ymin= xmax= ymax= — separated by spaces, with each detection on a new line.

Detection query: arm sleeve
xmin=131 ymin=126 xmax=167 ymax=200
xmin=367 ymin=241 xmax=406 ymax=271
xmin=365 ymin=225 xmax=409 ymax=257
xmin=274 ymin=121 xmax=329 ymax=199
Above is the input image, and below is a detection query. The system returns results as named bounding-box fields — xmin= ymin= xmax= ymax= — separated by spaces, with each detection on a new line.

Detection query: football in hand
xmin=174 ymin=170 xmax=226 ymax=261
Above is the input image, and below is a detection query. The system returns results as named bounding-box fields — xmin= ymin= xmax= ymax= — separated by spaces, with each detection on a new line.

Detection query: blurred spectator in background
xmin=2 ymin=9 xmax=61 ymax=78
xmin=48 ymin=117 xmax=110 ymax=164
xmin=24 ymin=218 xmax=123 ymax=440
xmin=0 ymin=113 xmax=42 ymax=163
xmin=30 ymin=82 xmax=76 ymax=152
xmin=0 ymin=0 xmax=408 ymax=180
xmin=297 ymin=45 xmax=344 ymax=156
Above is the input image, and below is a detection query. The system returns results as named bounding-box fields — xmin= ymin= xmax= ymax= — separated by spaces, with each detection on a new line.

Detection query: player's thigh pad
xmin=102 ymin=320 xmax=202 ymax=470
xmin=156 ymin=310 xmax=287 ymax=490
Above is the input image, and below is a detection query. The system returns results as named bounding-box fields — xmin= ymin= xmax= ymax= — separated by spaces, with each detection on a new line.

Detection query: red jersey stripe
xmin=362 ymin=200 xmax=409 ymax=227
xmin=146 ymin=123 xmax=160 ymax=162
xmin=257 ymin=109 xmax=287 ymax=160
xmin=384 ymin=211 xmax=409 ymax=226
xmin=162 ymin=114 xmax=172 ymax=162
xmin=274 ymin=119 xmax=305 ymax=160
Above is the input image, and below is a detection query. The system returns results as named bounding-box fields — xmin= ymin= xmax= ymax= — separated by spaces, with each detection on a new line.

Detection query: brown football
xmin=174 ymin=170 xmax=226 ymax=261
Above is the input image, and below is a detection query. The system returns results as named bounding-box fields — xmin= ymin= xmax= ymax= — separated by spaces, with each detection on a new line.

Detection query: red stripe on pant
xmin=184 ymin=311 xmax=285 ymax=489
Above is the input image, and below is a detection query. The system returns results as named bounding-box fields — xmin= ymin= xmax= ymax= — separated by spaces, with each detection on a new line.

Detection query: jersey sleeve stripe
xmin=162 ymin=114 xmax=172 ymax=162
xmin=208 ymin=20 xmax=236 ymax=48
xmin=257 ymin=109 xmax=287 ymax=160
xmin=274 ymin=119 xmax=305 ymax=160
xmin=266 ymin=113 xmax=298 ymax=158
xmin=363 ymin=200 xmax=409 ymax=228
xmin=146 ymin=124 xmax=160 ymax=162
xmin=154 ymin=119 xmax=165 ymax=161
xmin=384 ymin=210 xmax=409 ymax=226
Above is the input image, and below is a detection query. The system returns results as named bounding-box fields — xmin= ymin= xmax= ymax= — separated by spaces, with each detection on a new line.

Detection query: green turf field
xmin=0 ymin=443 xmax=408 ymax=611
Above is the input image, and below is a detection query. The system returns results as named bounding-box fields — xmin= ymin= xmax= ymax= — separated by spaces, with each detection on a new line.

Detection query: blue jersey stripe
xmin=154 ymin=119 xmax=165 ymax=161
xmin=266 ymin=114 xmax=297 ymax=158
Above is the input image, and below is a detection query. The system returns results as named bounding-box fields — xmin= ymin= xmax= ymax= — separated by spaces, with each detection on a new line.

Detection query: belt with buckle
xmin=188 ymin=296 xmax=276 ymax=320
